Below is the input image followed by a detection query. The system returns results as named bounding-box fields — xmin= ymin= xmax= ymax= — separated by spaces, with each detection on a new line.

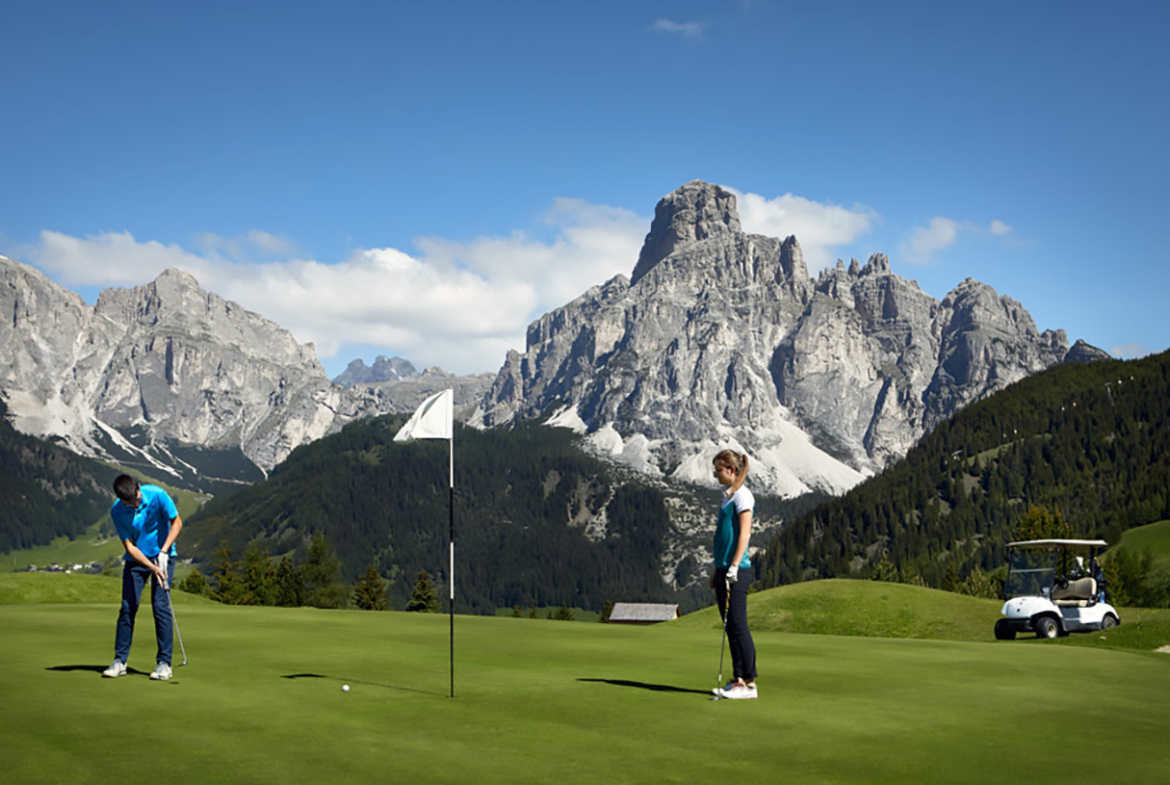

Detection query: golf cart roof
xmin=1007 ymin=539 xmax=1108 ymax=550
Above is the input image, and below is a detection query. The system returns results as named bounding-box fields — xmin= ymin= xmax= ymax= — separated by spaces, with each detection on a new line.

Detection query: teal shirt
xmin=110 ymin=485 xmax=179 ymax=560
xmin=714 ymin=486 xmax=754 ymax=569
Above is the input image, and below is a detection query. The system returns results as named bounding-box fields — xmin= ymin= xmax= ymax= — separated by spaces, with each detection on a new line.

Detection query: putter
xmin=710 ymin=578 xmax=730 ymax=701
xmin=159 ymin=567 xmax=188 ymax=667
xmin=166 ymin=588 xmax=188 ymax=666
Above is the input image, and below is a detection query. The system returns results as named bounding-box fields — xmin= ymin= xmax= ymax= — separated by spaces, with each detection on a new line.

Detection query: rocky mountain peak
xmin=332 ymin=355 xmax=419 ymax=387
xmin=1064 ymin=339 xmax=1112 ymax=364
xmin=779 ymin=235 xmax=809 ymax=282
xmin=477 ymin=181 xmax=1078 ymax=498
xmin=860 ymin=253 xmax=892 ymax=276
xmin=630 ymin=180 xmax=741 ymax=285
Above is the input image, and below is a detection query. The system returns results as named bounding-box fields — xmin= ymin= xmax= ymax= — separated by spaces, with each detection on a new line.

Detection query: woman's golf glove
xmin=727 ymin=565 xmax=739 ymax=584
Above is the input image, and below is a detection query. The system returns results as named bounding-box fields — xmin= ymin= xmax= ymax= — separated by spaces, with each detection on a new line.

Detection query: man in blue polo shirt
xmin=102 ymin=474 xmax=184 ymax=681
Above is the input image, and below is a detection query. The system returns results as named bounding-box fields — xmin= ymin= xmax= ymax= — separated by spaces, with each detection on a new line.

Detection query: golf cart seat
xmin=1052 ymin=577 xmax=1097 ymax=606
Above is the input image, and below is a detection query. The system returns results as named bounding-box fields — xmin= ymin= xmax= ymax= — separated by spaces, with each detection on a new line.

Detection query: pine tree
xmin=406 ymin=570 xmax=440 ymax=613
xmin=958 ymin=566 xmax=999 ymax=599
xmin=302 ymin=533 xmax=347 ymax=609
xmin=554 ymin=603 xmax=574 ymax=621
xmin=177 ymin=568 xmax=211 ymax=598
xmin=273 ymin=556 xmax=304 ymax=607
xmin=209 ymin=543 xmax=248 ymax=604
xmin=351 ymin=564 xmax=388 ymax=610
xmin=512 ymin=604 xmax=522 ymax=618
xmin=241 ymin=543 xmax=277 ymax=605
xmin=1013 ymin=505 xmax=1072 ymax=541
xmin=599 ymin=599 xmax=613 ymax=623
xmin=871 ymin=551 xmax=899 ymax=582
xmin=942 ymin=561 xmax=959 ymax=593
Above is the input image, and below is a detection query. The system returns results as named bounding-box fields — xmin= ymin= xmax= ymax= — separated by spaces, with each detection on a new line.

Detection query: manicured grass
xmin=1112 ymin=519 xmax=1170 ymax=568
xmin=493 ymin=605 xmax=601 ymax=622
xmin=3 ymin=574 xmax=1169 ymax=785
xmin=676 ymin=578 xmax=1004 ymax=641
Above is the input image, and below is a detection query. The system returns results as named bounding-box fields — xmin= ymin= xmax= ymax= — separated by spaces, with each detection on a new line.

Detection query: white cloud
xmin=898 ymin=217 xmax=960 ymax=265
xmin=32 ymin=230 xmax=213 ymax=286
xmin=196 ymin=230 xmax=299 ymax=260
xmin=989 ymin=219 xmax=1012 ymax=236
xmin=652 ymin=19 xmax=708 ymax=39
xmin=24 ymin=200 xmax=647 ymax=375
xmin=728 ymin=188 xmax=877 ymax=272
xmin=1110 ymin=342 xmax=1148 ymax=359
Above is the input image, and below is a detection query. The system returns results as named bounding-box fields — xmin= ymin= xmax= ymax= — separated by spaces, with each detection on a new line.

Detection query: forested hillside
xmin=757 ymin=349 xmax=1170 ymax=589
xmin=183 ymin=417 xmax=731 ymax=613
xmin=0 ymin=398 xmax=114 ymax=552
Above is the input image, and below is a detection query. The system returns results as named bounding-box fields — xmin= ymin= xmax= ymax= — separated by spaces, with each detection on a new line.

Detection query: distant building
xmin=608 ymin=603 xmax=681 ymax=625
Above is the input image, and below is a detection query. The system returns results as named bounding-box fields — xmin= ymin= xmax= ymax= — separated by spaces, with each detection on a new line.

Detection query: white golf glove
xmin=726 ymin=565 xmax=739 ymax=585
xmin=157 ymin=552 xmax=170 ymax=590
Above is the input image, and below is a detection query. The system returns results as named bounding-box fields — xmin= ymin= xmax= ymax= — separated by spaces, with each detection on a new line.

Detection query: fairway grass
xmin=3 ymin=578 xmax=1169 ymax=784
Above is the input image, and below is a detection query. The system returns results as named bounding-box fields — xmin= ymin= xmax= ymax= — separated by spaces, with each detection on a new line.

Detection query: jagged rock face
xmin=477 ymin=182 xmax=1071 ymax=496
xmin=1063 ymin=339 xmax=1112 ymax=364
xmin=332 ymin=355 xmax=419 ymax=387
xmin=1 ymin=256 xmax=495 ymax=488
xmin=0 ymin=258 xmax=384 ymax=483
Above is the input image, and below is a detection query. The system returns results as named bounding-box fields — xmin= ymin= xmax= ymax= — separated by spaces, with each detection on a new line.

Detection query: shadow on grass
xmin=281 ymin=673 xmax=439 ymax=696
xmin=46 ymin=664 xmax=151 ymax=676
xmin=577 ymin=678 xmax=709 ymax=695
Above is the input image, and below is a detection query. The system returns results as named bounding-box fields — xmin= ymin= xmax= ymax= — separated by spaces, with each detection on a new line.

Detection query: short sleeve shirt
xmin=713 ymin=486 xmax=754 ymax=569
xmin=110 ymin=485 xmax=179 ymax=560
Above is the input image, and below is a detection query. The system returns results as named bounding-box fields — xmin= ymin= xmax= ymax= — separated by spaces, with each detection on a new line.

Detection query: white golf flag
xmin=394 ymin=389 xmax=453 ymax=442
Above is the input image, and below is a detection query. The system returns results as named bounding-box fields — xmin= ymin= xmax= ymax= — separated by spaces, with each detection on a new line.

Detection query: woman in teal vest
xmin=710 ymin=449 xmax=757 ymax=699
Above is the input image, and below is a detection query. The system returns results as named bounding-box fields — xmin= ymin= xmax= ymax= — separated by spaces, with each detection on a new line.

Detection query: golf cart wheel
xmin=1101 ymin=614 xmax=1118 ymax=630
xmin=1034 ymin=616 xmax=1059 ymax=639
xmin=994 ymin=619 xmax=1016 ymax=640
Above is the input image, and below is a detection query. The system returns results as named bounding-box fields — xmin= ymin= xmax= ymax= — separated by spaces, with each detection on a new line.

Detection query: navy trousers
xmin=114 ymin=559 xmax=174 ymax=665
xmin=715 ymin=567 xmax=757 ymax=681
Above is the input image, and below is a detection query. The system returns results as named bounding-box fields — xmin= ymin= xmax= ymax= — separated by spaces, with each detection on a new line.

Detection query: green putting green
xmin=3 ymin=574 xmax=1168 ymax=784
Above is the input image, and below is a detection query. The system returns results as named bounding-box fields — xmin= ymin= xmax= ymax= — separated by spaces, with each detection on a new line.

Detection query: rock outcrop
xmin=476 ymin=181 xmax=1071 ymax=496
xmin=0 ymin=257 xmax=486 ymax=490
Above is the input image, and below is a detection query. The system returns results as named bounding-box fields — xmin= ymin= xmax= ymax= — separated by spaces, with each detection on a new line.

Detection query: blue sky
xmin=2 ymin=1 xmax=1167 ymax=377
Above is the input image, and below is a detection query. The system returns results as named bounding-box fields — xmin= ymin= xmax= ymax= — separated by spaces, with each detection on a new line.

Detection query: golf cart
xmin=994 ymin=539 xmax=1121 ymax=640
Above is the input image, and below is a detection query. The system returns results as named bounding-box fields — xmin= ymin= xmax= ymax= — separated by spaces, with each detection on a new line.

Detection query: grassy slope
xmin=674 ymin=578 xmax=1004 ymax=641
xmin=3 ymin=574 xmax=1169 ymax=785
xmin=1112 ymin=519 xmax=1170 ymax=568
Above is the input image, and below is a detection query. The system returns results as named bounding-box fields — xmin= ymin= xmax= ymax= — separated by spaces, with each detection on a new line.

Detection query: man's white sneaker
xmin=712 ymin=679 xmax=738 ymax=696
xmin=149 ymin=663 xmax=173 ymax=681
xmin=102 ymin=660 xmax=127 ymax=678
xmin=719 ymin=681 xmax=757 ymax=699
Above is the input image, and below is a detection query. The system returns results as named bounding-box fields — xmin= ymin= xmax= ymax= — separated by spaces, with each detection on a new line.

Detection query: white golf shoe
xmin=712 ymin=679 xmax=738 ymax=696
xmin=149 ymin=663 xmax=173 ymax=681
xmin=102 ymin=660 xmax=127 ymax=678
xmin=718 ymin=681 xmax=757 ymax=700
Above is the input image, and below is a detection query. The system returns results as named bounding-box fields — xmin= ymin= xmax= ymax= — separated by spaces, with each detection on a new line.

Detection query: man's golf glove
xmin=726 ymin=565 xmax=739 ymax=584
xmin=157 ymin=552 xmax=169 ymax=590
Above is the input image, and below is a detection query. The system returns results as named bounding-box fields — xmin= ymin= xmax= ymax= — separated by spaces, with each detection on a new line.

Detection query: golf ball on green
xmin=342 ymin=685 xmax=350 ymax=692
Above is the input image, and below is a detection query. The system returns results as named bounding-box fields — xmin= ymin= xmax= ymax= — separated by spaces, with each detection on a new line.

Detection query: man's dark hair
xmin=113 ymin=474 xmax=140 ymax=503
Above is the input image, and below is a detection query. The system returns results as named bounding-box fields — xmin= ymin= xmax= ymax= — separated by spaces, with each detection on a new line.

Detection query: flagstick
xmin=449 ymin=431 xmax=455 ymax=699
